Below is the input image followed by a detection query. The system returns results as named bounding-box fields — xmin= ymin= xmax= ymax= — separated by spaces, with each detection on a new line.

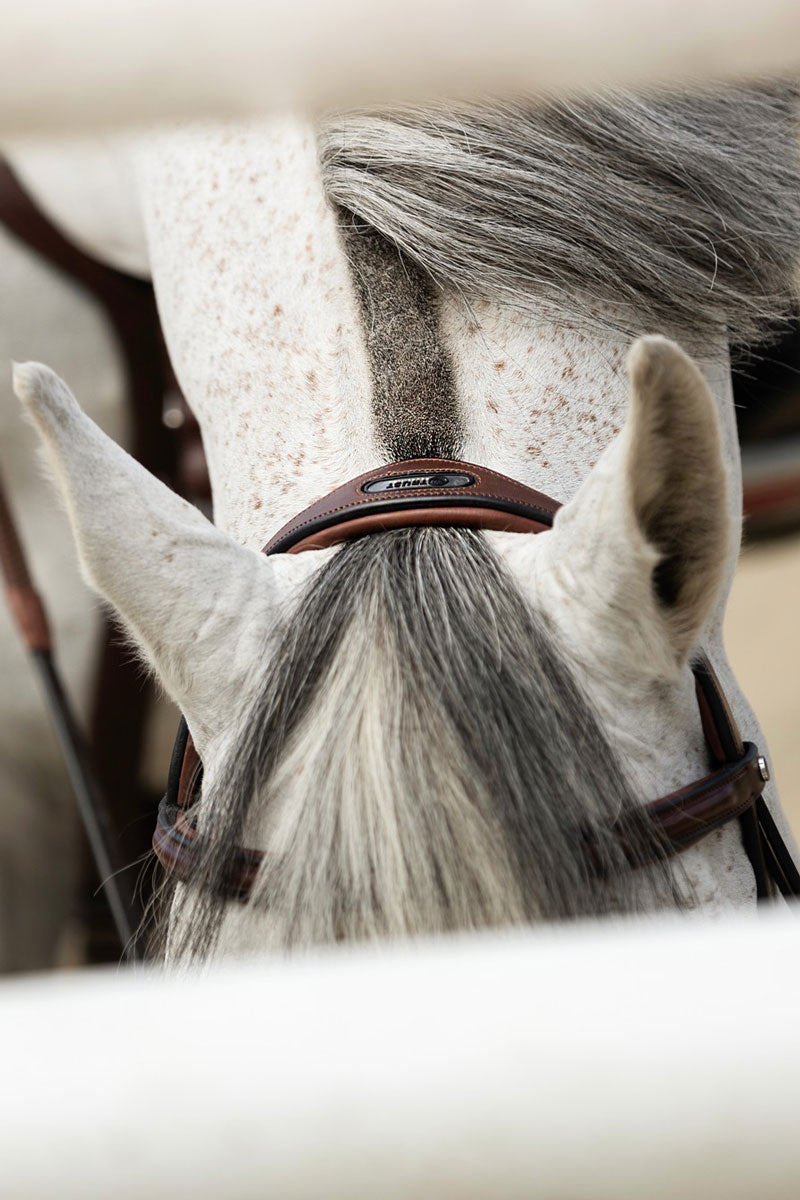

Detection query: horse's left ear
xmin=536 ymin=336 xmax=731 ymax=672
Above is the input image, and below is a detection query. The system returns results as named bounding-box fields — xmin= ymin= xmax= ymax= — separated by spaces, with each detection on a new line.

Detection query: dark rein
xmin=154 ymin=458 xmax=800 ymax=904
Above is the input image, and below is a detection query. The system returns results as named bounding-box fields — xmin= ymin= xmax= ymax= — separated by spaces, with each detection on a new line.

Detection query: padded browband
xmin=262 ymin=458 xmax=560 ymax=554
xmin=154 ymin=457 xmax=796 ymax=902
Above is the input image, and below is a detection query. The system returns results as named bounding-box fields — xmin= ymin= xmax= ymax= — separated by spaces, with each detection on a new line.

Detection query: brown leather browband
xmin=262 ymin=458 xmax=559 ymax=554
xmin=154 ymin=457 xmax=800 ymax=903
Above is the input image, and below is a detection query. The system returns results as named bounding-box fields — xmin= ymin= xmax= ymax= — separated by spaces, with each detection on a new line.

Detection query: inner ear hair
xmin=626 ymin=337 xmax=729 ymax=653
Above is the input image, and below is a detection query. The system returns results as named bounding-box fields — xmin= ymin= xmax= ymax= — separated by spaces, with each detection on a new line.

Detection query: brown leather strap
xmin=0 ymin=465 xmax=51 ymax=653
xmin=693 ymin=651 xmax=745 ymax=762
xmin=693 ymin=650 xmax=776 ymax=897
xmin=263 ymin=459 xmax=560 ymax=554
xmin=153 ymin=458 xmax=790 ymax=903
xmin=153 ymin=689 xmax=770 ymax=900
xmin=177 ymin=735 xmax=202 ymax=812
xmin=646 ymin=741 xmax=766 ymax=853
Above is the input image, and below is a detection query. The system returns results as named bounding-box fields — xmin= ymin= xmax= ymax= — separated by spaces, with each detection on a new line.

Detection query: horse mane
xmin=318 ymin=84 xmax=800 ymax=349
xmin=166 ymin=528 xmax=681 ymax=962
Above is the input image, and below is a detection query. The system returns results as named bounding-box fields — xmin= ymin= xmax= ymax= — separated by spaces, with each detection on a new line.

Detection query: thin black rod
xmin=31 ymin=650 xmax=139 ymax=958
xmin=0 ymin=461 xmax=140 ymax=960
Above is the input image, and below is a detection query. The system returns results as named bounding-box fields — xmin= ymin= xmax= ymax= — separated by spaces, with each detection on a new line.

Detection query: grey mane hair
xmin=165 ymin=528 xmax=682 ymax=963
xmin=318 ymin=85 xmax=800 ymax=350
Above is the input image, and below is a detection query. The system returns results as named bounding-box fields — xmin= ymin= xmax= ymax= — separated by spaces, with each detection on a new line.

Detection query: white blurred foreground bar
xmin=1 ymin=0 xmax=800 ymax=135
xmin=1 ymin=910 xmax=799 ymax=1199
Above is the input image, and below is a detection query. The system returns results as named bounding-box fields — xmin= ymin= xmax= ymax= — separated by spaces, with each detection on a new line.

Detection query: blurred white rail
xmin=1 ymin=910 xmax=799 ymax=1199
xmin=1 ymin=0 xmax=799 ymax=136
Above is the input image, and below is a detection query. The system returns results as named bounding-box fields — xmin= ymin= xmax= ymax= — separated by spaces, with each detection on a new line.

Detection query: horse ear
xmin=537 ymin=336 xmax=731 ymax=671
xmin=12 ymin=362 xmax=320 ymax=753
xmin=623 ymin=336 xmax=731 ymax=653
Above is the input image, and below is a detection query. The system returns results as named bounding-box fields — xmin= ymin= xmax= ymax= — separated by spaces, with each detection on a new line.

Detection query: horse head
xmin=13 ymin=93 xmax=800 ymax=957
xmin=13 ymin=330 xmax=735 ymax=957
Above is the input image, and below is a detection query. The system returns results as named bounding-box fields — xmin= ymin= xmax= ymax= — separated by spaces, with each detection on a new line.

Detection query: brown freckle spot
xmin=494 ymin=360 xmax=506 ymax=372
xmin=273 ymin=304 xmax=283 ymax=317
xmin=151 ymin=530 xmax=159 ymax=537
xmin=165 ymin=553 xmax=174 ymax=563
xmin=542 ymin=460 xmax=550 ymax=469
xmin=487 ymin=399 xmax=498 ymax=413
xmin=527 ymin=446 xmax=542 ymax=458
xmin=561 ymin=366 xmax=575 ymax=380
xmin=253 ymin=498 xmax=263 ymax=510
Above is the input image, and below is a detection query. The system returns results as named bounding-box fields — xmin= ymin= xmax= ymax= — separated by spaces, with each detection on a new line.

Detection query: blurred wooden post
xmin=0 ymin=0 xmax=798 ymax=136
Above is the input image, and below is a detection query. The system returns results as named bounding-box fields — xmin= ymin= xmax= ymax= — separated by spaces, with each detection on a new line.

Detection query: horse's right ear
xmin=534 ymin=336 xmax=732 ymax=675
xmin=13 ymin=362 xmax=326 ymax=754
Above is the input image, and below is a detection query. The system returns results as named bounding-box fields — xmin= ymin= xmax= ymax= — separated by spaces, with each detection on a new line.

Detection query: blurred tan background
xmin=727 ymin=533 xmax=800 ymax=838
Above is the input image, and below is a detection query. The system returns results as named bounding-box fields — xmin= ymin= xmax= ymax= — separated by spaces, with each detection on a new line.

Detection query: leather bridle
xmin=154 ymin=458 xmax=800 ymax=903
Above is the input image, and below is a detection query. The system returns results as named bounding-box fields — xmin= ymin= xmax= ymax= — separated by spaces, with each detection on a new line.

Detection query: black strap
xmin=739 ymin=803 xmax=773 ymax=901
xmin=756 ymin=797 xmax=800 ymax=898
xmin=165 ymin=717 xmax=190 ymax=812
xmin=692 ymin=653 xmax=799 ymax=901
